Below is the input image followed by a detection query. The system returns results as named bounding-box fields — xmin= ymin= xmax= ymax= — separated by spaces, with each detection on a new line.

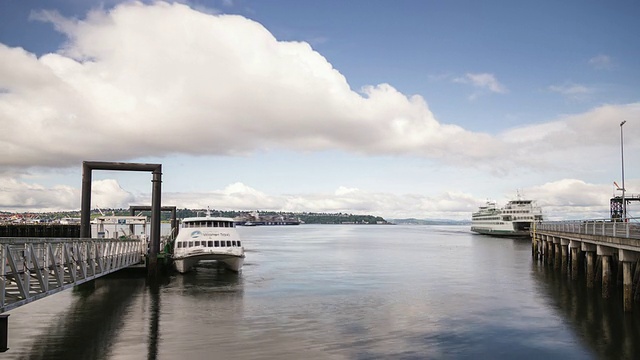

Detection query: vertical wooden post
xmin=586 ymin=252 xmax=595 ymax=288
xmin=602 ymin=255 xmax=611 ymax=299
xmin=554 ymin=243 xmax=561 ymax=270
xmin=582 ymin=243 xmax=597 ymax=289
xmin=571 ymin=247 xmax=579 ymax=280
xmin=620 ymin=249 xmax=640 ymax=312
xmin=561 ymin=240 xmax=569 ymax=275
xmin=623 ymin=262 xmax=633 ymax=311
xmin=0 ymin=314 xmax=8 ymax=352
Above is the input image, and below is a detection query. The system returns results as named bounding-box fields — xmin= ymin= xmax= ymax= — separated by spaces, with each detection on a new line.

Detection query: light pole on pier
xmin=620 ymin=120 xmax=627 ymax=220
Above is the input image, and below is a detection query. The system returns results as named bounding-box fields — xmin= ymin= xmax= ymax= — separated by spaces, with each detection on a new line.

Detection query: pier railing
xmin=535 ymin=218 xmax=640 ymax=239
xmin=0 ymin=237 xmax=144 ymax=313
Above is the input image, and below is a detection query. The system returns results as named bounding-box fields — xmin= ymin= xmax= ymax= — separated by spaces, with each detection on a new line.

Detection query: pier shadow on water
xmin=531 ymin=261 xmax=640 ymax=359
xmin=5 ymin=271 xmax=150 ymax=360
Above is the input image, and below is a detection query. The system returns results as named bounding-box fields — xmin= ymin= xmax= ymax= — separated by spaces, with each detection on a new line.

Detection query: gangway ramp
xmin=0 ymin=237 xmax=143 ymax=313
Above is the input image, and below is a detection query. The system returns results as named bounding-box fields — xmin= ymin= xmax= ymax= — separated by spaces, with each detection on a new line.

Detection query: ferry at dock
xmin=471 ymin=196 xmax=543 ymax=237
xmin=172 ymin=211 xmax=245 ymax=273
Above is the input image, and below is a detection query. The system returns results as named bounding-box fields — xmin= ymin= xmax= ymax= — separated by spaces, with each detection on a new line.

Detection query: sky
xmin=0 ymin=0 xmax=639 ymax=220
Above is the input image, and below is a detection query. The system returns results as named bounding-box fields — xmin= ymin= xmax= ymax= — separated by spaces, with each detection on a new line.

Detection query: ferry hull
xmin=471 ymin=227 xmax=531 ymax=237
xmin=174 ymin=254 xmax=244 ymax=273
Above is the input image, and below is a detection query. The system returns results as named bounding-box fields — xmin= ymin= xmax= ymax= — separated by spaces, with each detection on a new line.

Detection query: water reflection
xmin=155 ymin=264 xmax=245 ymax=359
xmin=16 ymin=273 xmax=146 ymax=360
xmin=172 ymin=262 xmax=243 ymax=291
xmin=531 ymin=261 xmax=640 ymax=359
xmin=147 ymin=280 xmax=160 ymax=360
xmin=6 ymin=226 xmax=639 ymax=359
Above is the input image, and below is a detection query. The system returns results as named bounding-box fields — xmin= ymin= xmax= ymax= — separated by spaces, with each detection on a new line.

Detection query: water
xmin=5 ymin=225 xmax=640 ymax=359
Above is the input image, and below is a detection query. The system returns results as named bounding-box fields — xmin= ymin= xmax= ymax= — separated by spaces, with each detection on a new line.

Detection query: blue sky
xmin=0 ymin=0 xmax=639 ymax=220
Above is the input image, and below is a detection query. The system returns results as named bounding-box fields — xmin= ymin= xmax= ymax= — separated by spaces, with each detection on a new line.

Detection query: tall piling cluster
xmin=532 ymin=230 xmax=640 ymax=312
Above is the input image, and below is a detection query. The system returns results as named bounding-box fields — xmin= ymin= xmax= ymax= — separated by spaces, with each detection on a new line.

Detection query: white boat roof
xmin=182 ymin=216 xmax=235 ymax=223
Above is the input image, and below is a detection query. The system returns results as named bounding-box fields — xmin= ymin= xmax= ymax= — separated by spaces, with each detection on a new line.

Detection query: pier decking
xmin=532 ymin=219 xmax=640 ymax=311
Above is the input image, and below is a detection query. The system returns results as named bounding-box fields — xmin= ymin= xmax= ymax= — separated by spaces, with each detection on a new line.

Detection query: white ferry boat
xmin=173 ymin=211 xmax=245 ymax=273
xmin=471 ymin=197 xmax=543 ymax=237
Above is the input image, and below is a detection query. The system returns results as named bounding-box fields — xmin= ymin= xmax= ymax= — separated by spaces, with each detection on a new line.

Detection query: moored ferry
xmin=172 ymin=210 xmax=245 ymax=273
xmin=471 ymin=196 xmax=543 ymax=237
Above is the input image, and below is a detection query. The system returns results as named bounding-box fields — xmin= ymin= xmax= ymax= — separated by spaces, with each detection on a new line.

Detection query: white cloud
xmin=0 ymin=2 xmax=496 ymax=170
xmin=0 ymin=3 xmax=516 ymax=176
xmin=0 ymin=176 xmax=134 ymax=211
xmin=498 ymin=103 xmax=640 ymax=176
xmin=548 ymin=82 xmax=593 ymax=100
xmin=588 ymin=54 xmax=612 ymax=69
xmin=91 ymin=179 xmax=136 ymax=209
xmin=1 ymin=2 xmax=639 ymax=219
xmin=1 ymin=2 xmax=636 ymax=179
xmin=3 ymin=177 xmax=632 ymax=221
xmin=454 ymin=73 xmax=508 ymax=94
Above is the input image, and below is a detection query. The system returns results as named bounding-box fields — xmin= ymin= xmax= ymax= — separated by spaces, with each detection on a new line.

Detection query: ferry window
xmin=226 ymin=241 xmax=232 ymax=247
xmin=232 ymin=241 xmax=237 ymax=246
xmin=208 ymin=241 xmax=213 ymax=247
xmin=237 ymin=241 xmax=241 ymax=247
xmin=214 ymin=241 xmax=219 ymax=247
xmin=208 ymin=221 xmax=214 ymax=227
xmin=177 ymin=242 xmax=182 ymax=248
xmin=188 ymin=241 xmax=193 ymax=247
xmin=194 ymin=241 xmax=200 ymax=246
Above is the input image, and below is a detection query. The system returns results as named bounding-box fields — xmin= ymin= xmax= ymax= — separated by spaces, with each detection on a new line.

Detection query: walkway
xmin=1 ymin=237 xmax=143 ymax=313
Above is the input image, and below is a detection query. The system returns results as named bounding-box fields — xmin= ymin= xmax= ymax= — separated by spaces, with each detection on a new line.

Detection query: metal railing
xmin=535 ymin=218 xmax=640 ymax=239
xmin=0 ymin=237 xmax=143 ymax=313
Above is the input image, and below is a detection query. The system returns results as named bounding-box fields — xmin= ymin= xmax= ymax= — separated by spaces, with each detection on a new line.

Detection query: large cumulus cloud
xmin=0 ymin=2 xmax=498 ymax=169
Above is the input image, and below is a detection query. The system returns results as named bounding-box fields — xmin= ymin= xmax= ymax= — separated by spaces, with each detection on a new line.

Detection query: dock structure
xmin=81 ymin=161 xmax=163 ymax=277
xmin=532 ymin=219 xmax=640 ymax=311
xmin=0 ymin=237 xmax=144 ymax=314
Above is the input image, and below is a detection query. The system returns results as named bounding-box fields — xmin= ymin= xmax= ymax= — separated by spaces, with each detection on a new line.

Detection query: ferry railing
xmin=0 ymin=237 xmax=143 ymax=313
xmin=536 ymin=217 xmax=640 ymax=240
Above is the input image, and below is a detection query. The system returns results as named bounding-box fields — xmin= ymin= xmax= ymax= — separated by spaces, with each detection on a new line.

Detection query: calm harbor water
xmin=5 ymin=225 xmax=640 ymax=359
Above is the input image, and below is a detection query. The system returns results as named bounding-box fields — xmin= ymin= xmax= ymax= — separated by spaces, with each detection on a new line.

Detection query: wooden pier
xmin=532 ymin=219 xmax=640 ymax=311
xmin=0 ymin=224 xmax=80 ymax=238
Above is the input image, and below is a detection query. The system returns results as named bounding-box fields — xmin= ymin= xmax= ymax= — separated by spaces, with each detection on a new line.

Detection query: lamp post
xmin=620 ymin=120 xmax=627 ymax=220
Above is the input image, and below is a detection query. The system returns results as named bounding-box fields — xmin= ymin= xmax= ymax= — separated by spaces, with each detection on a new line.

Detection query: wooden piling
xmin=571 ymin=247 xmax=579 ymax=280
xmin=623 ymin=262 xmax=633 ymax=312
xmin=586 ymin=251 xmax=595 ymax=288
xmin=554 ymin=243 xmax=561 ymax=270
xmin=561 ymin=244 xmax=568 ymax=275
xmin=602 ymin=255 xmax=611 ymax=299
